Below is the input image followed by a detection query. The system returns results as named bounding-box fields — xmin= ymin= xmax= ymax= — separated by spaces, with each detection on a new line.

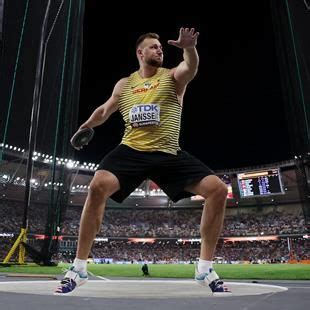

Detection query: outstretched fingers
xmin=168 ymin=27 xmax=199 ymax=49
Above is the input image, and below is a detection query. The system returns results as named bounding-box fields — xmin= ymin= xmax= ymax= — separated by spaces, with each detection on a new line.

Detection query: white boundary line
xmin=87 ymin=271 xmax=111 ymax=281
xmin=94 ymin=276 xmax=112 ymax=281
xmin=0 ymin=279 xmax=289 ymax=291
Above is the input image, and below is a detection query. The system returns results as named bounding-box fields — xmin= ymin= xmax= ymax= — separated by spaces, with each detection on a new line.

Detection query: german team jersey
xmin=118 ymin=68 xmax=181 ymax=155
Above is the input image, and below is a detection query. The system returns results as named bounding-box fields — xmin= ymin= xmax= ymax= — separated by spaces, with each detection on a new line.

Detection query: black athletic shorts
xmin=97 ymin=144 xmax=214 ymax=203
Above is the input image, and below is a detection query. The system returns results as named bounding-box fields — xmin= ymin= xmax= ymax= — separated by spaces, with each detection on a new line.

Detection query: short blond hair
xmin=135 ymin=33 xmax=160 ymax=49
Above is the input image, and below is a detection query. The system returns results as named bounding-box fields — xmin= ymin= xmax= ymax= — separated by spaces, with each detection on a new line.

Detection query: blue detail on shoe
xmin=54 ymin=266 xmax=88 ymax=295
xmin=55 ymin=277 xmax=77 ymax=294
xmin=209 ymin=279 xmax=231 ymax=294
xmin=195 ymin=273 xmax=208 ymax=281
xmin=195 ymin=267 xmax=213 ymax=284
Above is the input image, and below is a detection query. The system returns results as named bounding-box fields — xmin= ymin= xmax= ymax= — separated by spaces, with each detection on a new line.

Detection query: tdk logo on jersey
xmin=132 ymin=105 xmax=159 ymax=113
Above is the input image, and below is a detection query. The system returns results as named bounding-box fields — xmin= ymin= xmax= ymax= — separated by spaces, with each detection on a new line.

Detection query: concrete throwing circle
xmin=0 ymin=280 xmax=287 ymax=298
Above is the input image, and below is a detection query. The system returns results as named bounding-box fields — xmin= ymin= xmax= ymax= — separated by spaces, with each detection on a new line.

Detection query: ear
xmin=137 ymin=49 xmax=142 ymax=55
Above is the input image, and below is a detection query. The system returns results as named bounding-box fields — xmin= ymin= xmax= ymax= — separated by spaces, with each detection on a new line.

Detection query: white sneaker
xmin=195 ymin=264 xmax=231 ymax=295
xmin=54 ymin=266 xmax=88 ymax=295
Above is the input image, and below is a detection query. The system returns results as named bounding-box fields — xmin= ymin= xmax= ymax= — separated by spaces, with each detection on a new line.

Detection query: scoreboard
xmin=237 ymin=169 xmax=284 ymax=198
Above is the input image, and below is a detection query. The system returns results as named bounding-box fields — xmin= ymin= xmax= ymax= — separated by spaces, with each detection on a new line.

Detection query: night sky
xmin=76 ymin=1 xmax=292 ymax=171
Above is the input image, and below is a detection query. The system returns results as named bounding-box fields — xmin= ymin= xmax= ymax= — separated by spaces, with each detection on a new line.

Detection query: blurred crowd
xmin=0 ymin=200 xmax=308 ymax=263
xmin=0 ymin=201 xmax=306 ymax=237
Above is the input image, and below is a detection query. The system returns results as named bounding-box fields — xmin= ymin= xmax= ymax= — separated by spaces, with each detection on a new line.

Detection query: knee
xmin=201 ymin=178 xmax=228 ymax=202
xmin=212 ymin=181 xmax=228 ymax=201
xmin=88 ymin=179 xmax=110 ymax=201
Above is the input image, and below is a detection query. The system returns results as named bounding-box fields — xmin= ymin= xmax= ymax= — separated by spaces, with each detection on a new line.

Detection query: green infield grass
xmin=0 ymin=263 xmax=309 ymax=280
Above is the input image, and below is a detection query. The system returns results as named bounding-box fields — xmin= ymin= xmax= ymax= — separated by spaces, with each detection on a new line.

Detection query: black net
xmin=0 ymin=0 xmax=3 ymax=42
xmin=270 ymin=0 xmax=310 ymax=230
xmin=270 ymin=0 xmax=310 ymax=154
xmin=0 ymin=0 xmax=85 ymax=264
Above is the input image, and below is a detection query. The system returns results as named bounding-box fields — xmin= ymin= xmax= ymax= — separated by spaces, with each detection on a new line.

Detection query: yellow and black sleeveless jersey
xmin=118 ymin=68 xmax=181 ymax=155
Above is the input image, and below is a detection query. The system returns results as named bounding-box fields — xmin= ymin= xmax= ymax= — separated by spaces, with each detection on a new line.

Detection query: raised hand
xmin=168 ymin=27 xmax=199 ymax=49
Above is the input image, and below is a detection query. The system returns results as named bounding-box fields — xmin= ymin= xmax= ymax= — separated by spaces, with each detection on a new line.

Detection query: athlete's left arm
xmin=168 ymin=27 xmax=199 ymax=86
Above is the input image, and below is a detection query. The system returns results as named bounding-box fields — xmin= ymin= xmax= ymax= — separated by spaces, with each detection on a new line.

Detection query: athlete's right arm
xmin=79 ymin=78 xmax=128 ymax=129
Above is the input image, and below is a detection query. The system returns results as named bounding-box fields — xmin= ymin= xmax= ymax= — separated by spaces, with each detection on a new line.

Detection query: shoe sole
xmin=212 ymin=291 xmax=232 ymax=296
xmin=54 ymin=291 xmax=74 ymax=296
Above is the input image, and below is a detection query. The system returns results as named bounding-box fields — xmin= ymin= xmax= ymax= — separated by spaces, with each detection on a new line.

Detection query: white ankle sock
xmin=198 ymin=258 xmax=213 ymax=274
xmin=73 ymin=258 xmax=87 ymax=274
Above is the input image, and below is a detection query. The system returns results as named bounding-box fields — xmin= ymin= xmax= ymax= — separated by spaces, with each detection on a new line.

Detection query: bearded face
xmin=138 ymin=39 xmax=163 ymax=68
xmin=145 ymin=57 xmax=163 ymax=68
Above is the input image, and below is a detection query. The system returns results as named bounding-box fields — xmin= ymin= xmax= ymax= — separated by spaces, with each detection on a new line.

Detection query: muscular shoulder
xmin=113 ymin=77 xmax=129 ymax=96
